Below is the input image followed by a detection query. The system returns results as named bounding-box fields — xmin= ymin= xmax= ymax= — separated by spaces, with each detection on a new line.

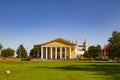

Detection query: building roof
xmin=78 ymin=45 xmax=84 ymax=47
xmin=40 ymin=38 xmax=76 ymax=46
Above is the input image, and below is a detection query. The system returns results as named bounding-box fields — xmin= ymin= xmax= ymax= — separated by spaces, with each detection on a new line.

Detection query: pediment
xmin=41 ymin=38 xmax=76 ymax=47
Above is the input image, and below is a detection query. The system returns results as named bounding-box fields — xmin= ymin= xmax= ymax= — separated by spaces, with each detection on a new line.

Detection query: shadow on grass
xmin=33 ymin=62 xmax=120 ymax=80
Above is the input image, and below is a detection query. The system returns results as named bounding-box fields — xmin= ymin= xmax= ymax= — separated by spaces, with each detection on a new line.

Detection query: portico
xmin=36 ymin=38 xmax=76 ymax=60
xmin=40 ymin=46 xmax=74 ymax=59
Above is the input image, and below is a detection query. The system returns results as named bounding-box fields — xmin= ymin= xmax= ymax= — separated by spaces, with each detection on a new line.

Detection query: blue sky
xmin=0 ymin=0 xmax=120 ymax=52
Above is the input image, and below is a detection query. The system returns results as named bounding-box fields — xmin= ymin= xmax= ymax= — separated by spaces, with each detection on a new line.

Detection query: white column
xmin=75 ymin=46 xmax=78 ymax=58
xmin=60 ymin=47 xmax=62 ymax=59
xmin=70 ymin=47 xmax=71 ymax=59
xmin=50 ymin=47 xmax=52 ymax=59
xmin=41 ymin=47 xmax=43 ymax=59
xmin=55 ymin=47 xmax=57 ymax=59
xmin=65 ymin=47 xmax=67 ymax=59
xmin=46 ymin=47 xmax=48 ymax=59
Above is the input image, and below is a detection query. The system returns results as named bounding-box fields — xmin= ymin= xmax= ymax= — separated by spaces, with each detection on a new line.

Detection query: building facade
xmin=75 ymin=39 xmax=88 ymax=57
xmin=32 ymin=38 xmax=88 ymax=59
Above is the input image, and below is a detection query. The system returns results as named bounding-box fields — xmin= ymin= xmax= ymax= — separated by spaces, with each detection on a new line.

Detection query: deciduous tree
xmin=83 ymin=45 xmax=102 ymax=59
xmin=108 ymin=31 xmax=120 ymax=60
xmin=1 ymin=48 xmax=14 ymax=57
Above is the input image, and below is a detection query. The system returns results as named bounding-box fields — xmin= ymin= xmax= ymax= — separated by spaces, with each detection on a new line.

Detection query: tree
xmin=0 ymin=43 xmax=3 ymax=54
xmin=88 ymin=46 xmax=98 ymax=59
xmin=83 ymin=51 xmax=91 ymax=58
xmin=30 ymin=45 xmax=41 ymax=57
xmin=108 ymin=31 xmax=120 ymax=60
xmin=1 ymin=48 xmax=14 ymax=57
xmin=30 ymin=49 xmax=34 ymax=57
xmin=83 ymin=45 xmax=102 ymax=59
xmin=16 ymin=44 xmax=27 ymax=58
xmin=103 ymin=45 xmax=108 ymax=59
xmin=96 ymin=45 xmax=103 ymax=59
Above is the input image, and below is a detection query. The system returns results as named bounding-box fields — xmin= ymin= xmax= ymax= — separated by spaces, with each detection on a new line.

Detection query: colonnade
xmin=40 ymin=46 xmax=73 ymax=59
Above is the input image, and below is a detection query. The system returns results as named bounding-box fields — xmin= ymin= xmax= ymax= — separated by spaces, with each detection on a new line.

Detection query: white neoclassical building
xmin=32 ymin=38 xmax=88 ymax=59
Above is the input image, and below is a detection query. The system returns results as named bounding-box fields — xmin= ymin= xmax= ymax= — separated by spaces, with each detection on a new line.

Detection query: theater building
xmin=31 ymin=38 xmax=88 ymax=60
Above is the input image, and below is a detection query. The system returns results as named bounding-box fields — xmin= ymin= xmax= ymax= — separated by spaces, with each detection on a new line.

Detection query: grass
xmin=0 ymin=60 xmax=120 ymax=80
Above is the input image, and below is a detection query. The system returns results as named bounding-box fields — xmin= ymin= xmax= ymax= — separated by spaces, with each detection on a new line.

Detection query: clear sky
xmin=0 ymin=0 xmax=120 ymax=52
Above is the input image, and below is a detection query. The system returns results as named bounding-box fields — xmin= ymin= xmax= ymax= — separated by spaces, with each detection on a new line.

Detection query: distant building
xmin=75 ymin=39 xmax=88 ymax=58
xmin=31 ymin=38 xmax=88 ymax=59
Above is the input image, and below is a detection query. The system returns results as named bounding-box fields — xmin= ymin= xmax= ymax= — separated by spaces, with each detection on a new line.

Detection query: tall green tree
xmin=1 ymin=48 xmax=14 ymax=57
xmin=16 ymin=44 xmax=27 ymax=58
xmin=0 ymin=43 xmax=3 ymax=54
xmin=108 ymin=31 xmax=120 ymax=60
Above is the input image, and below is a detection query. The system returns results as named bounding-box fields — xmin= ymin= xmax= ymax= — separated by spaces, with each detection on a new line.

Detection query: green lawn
xmin=0 ymin=60 xmax=120 ymax=80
